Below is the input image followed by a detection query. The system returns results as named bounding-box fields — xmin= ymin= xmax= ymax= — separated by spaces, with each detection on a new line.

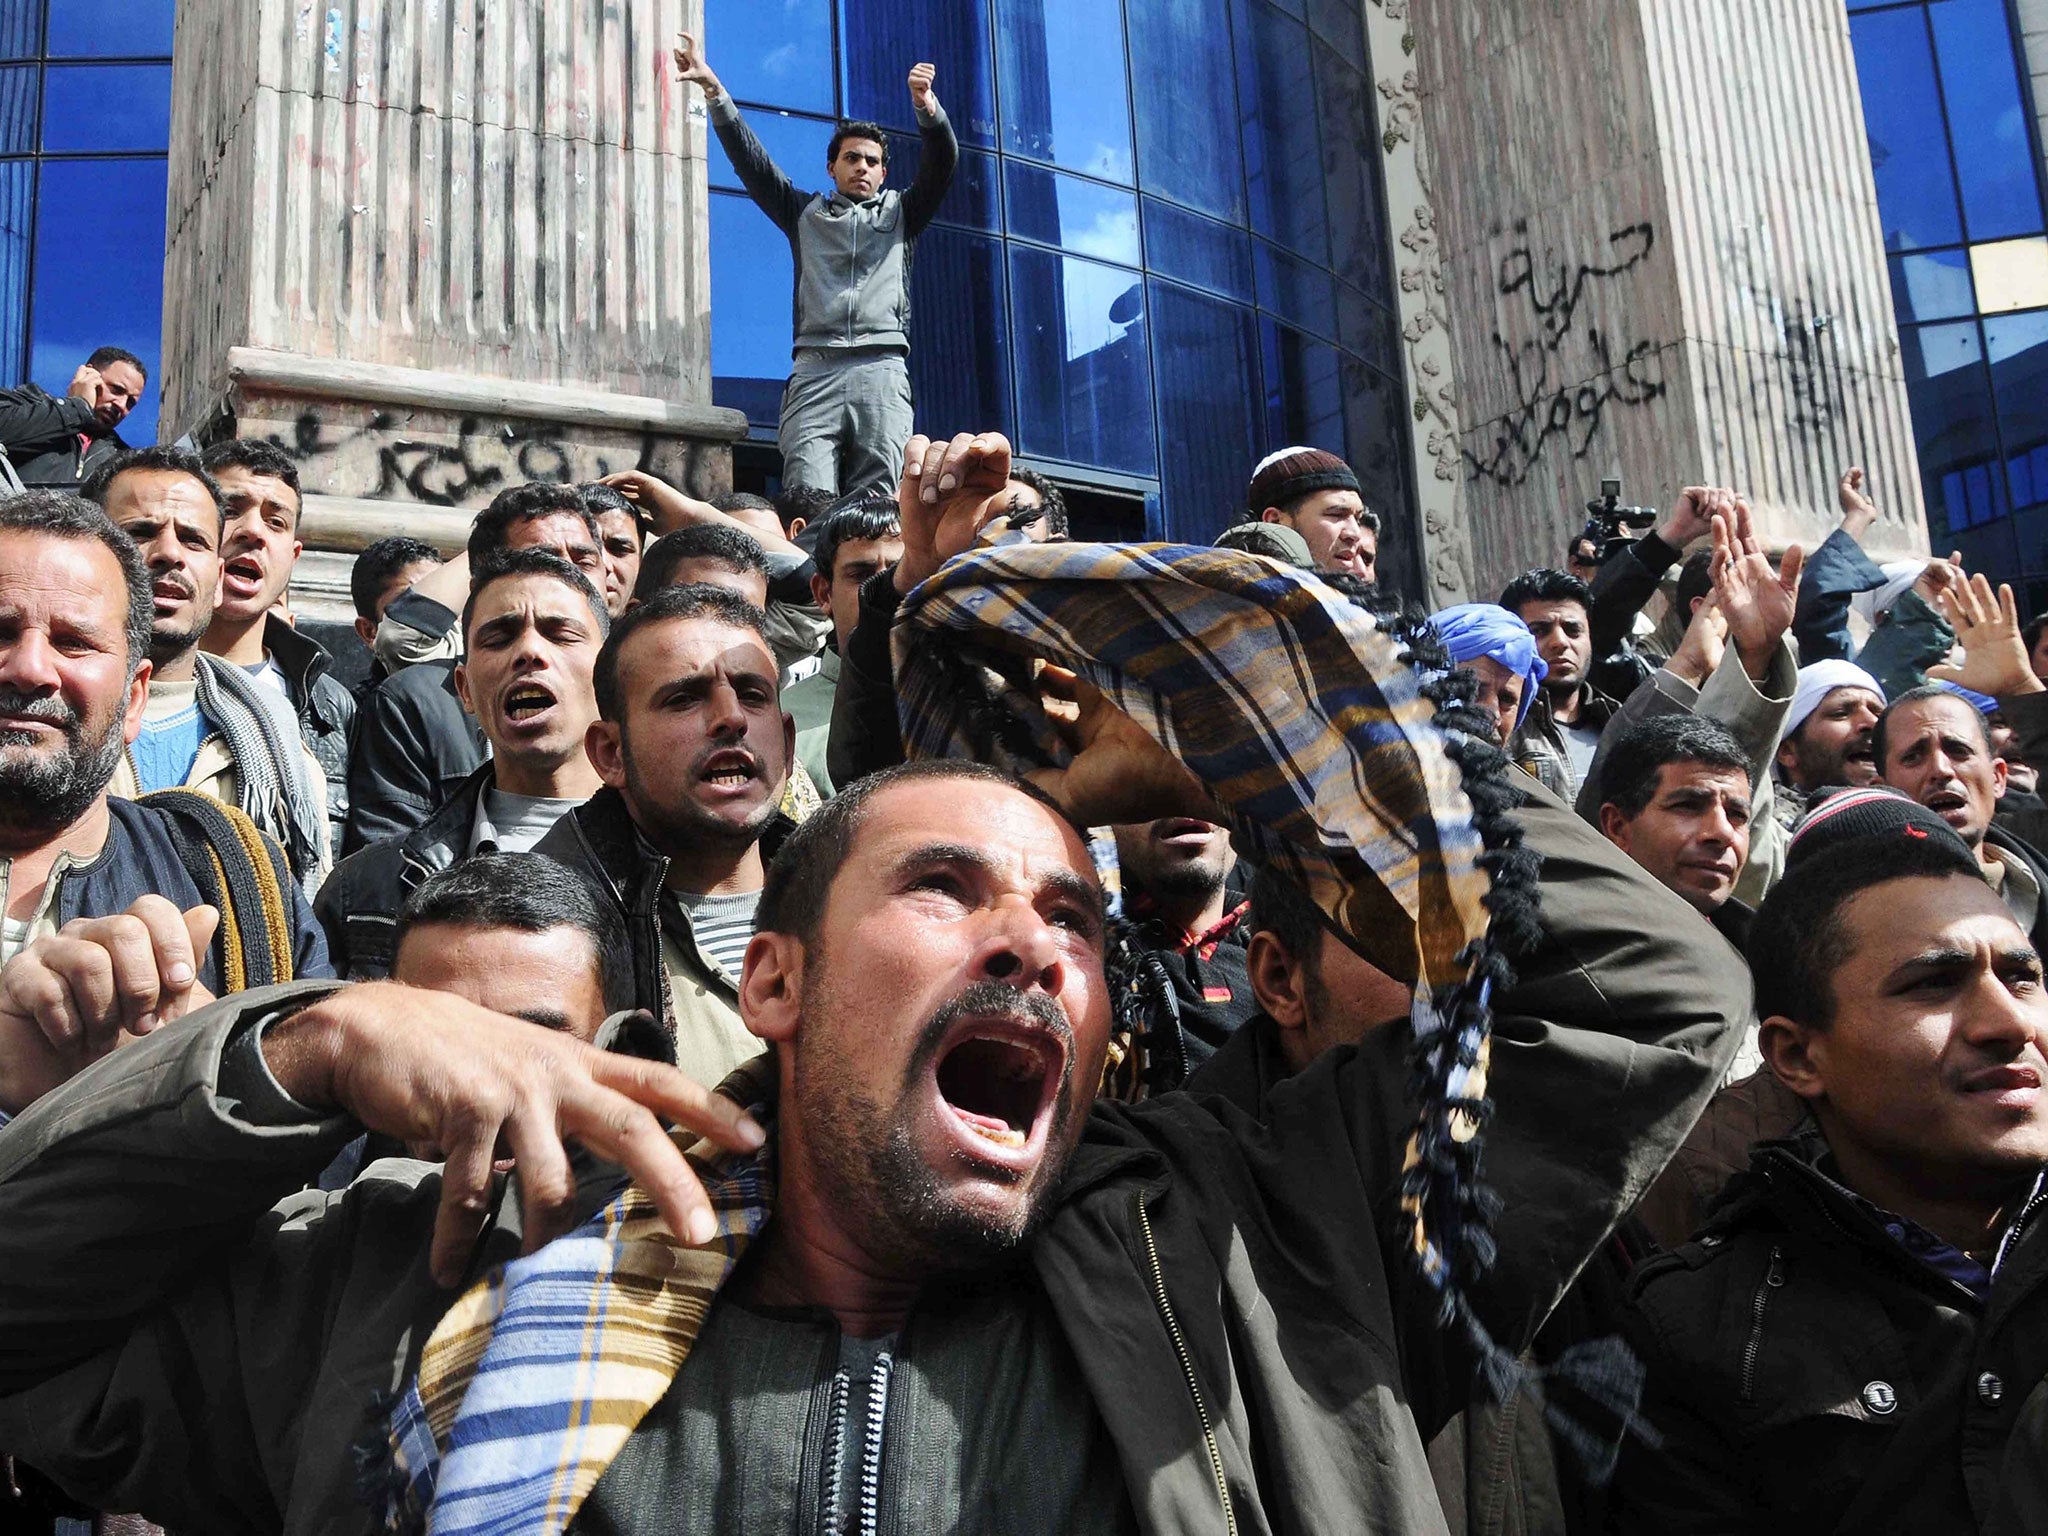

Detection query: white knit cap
xmin=1782 ymin=660 xmax=1886 ymax=743
xmin=1849 ymin=561 xmax=1924 ymax=625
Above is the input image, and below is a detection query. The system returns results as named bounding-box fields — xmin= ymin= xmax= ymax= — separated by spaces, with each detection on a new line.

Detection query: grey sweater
xmin=709 ymin=93 xmax=958 ymax=355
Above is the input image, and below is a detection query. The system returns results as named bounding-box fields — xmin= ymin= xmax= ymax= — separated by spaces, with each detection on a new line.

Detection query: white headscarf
xmin=1782 ymin=659 xmax=1886 ymax=743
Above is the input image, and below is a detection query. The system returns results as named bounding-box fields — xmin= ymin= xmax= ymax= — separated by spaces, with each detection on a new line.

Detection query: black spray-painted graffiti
xmin=1464 ymin=223 xmax=1668 ymax=489
xmin=275 ymin=409 xmax=714 ymax=505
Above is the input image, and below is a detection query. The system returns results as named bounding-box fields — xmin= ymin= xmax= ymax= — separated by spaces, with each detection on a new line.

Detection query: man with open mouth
xmin=314 ymin=549 xmax=611 ymax=980
xmin=197 ymin=438 xmax=357 ymax=864
xmin=0 ymin=436 xmax=1753 ymax=1536
xmin=90 ymin=446 xmax=333 ymax=891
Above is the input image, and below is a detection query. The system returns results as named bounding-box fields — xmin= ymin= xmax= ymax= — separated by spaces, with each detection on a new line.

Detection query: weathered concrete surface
xmin=1413 ymin=0 xmax=1927 ymax=593
xmin=162 ymin=0 xmax=743 ymax=619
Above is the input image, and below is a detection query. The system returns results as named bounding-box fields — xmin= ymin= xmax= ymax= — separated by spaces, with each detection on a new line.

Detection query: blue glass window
xmin=840 ymin=1 xmax=996 ymax=148
xmin=1304 ymin=0 xmax=1365 ymax=69
xmin=1851 ymin=8 xmax=1963 ymax=251
xmin=888 ymin=133 xmax=1000 ymax=233
xmin=1236 ymin=0 xmax=1329 ymax=264
xmin=1128 ymin=0 xmax=1243 ymax=222
xmin=1928 ymin=0 xmax=2045 ymax=243
xmin=1254 ymin=239 xmax=1335 ymax=342
xmin=0 ymin=158 xmax=30 ymax=383
xmin=1888 ymin=248 xmax=1975 ymax=323
xmin=30 ymin=157 xmax=165 ymax=438
xmin=1341 ymin=355 xmax=1409 ymax=534
xmin=1148 ymin=278 xmax=1259 ymax=541
xmin=1259 ymin=317 xmax=1344 ymax=454
xmin=704 ymin=0 xmax=835 ymax=117
xmin=42 ymin=62 xmax=170 ymax=152
xmin=46 ymin=0 xmax=172 ymax=56
xmin=1142 ymin=196 xmax=1251 ymax=302
xmin=707 ymin=108 xmax=834 ymax=197
xmin=1004 ymin=161 xmax=1139 ymax=265
xmin=1010 ymin=245 xmax=1155 ymax=474
xmin=993 ymin=0 xmax=1134 ymax=183
xmin=909 ymin=225 xmax=1012 ymax=437
xmin=1337 ymin=280 xmax=1397 ymax=378
xmin=1314 ymin=41 xmax=1389 ymax=301
xmin=1986 ymin=309 xmax=2048 ymax=508
xmin=708 ymin=190 xmax=796 ymax=427
xmin=1903 ymin=319 xmax=2002 ymax=534
xmin=0 ymin=63 xmax=33 ymax=154
xmin=0 ymin=0 xmax=36 ymax=60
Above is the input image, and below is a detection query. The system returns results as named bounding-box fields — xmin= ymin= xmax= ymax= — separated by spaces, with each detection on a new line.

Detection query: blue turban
xmin=1431 ymin=603 xmax=1547 ymax=729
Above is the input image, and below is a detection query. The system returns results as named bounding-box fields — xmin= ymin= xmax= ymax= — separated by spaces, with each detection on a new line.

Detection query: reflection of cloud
xmin=762 ymin=43 xmax=800 ymax=79
xmin=1999 ymin=105 xmax=2024 ymax=143
xmin=1065 ymin=206 xmax=1139 ymax=265
xmin=1062 ymin=259 xmax=1142 ymax=359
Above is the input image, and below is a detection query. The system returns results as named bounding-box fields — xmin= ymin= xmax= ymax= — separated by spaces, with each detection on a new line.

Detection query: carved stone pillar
xmin=1411 ymin=0 xmax=1927 ymax=594
xmin=161 ymin=0 xmax=744 ymax=614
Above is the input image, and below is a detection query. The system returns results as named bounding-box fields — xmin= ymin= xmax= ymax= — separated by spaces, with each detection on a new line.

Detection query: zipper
xmin=1738 ymin=1245 xmax=1786 ymax=1403
xmin=818 ymin=1369 xmax=849 ymax=1536
xmin=1136 ymin=1194 xmax=1238 ymax=1535
xmin=858 ymin=1352 xmax=894 ymax=1536
xmin=1994 ymin=1172 xmax=2048 ymax=1281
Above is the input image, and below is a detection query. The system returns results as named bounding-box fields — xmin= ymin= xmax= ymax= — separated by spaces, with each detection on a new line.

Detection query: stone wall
xmin=1413 ymin=0 xmax=1927 ymax=594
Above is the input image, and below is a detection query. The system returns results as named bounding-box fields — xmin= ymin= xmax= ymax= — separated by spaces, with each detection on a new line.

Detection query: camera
xmin=1577 ymin=478 xmax=1659 ymax=566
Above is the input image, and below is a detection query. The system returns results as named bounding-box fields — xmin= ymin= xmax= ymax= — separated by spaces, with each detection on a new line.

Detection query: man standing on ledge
xmin=675 ymin=31 xmax=956 ymax=497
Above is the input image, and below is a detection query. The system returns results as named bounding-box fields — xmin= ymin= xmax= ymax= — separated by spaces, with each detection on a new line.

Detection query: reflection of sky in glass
xmin=705 ymin=0 xmax=835 ymax=116
xmin=47 ymin=0 xmax=175 ymax=56
xmin=1851 ymin=7 xmax=1962 ymax=251
xmin=1890 ymin=249 xmax=1974 ymax=323
xmin=31 ymin=158 xmax=167 ymax=441
xmin=994 ymin=0 xmax=1133 ymax=182
xmin=1907 ymin=319 xmax=1983 ymax=380
xmin=1929 ymin=0 xmax=2044 ymax=242
xmin=42 ymin=62 xmax=171 ymax=151
xmin=1057 ymin=251 xmax=1142 ymax=358
xmin=1004 ymin=161 xmax=1138 ymax=266
xmin=707 ymin=108 xmax=833 ymax=197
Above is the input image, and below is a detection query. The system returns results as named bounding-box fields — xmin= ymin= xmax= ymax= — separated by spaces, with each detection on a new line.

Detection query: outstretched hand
xmin=1710 ymin=499 xmax=1802 ymax=680
xmin=0 ymin=897 xmax=219 ymax=1116
xmin=673 ymin=32 xmax=722 ymax=97
xmin=260 ymin=983 xmax=767 ymax=1285
xmin=894 ymin=431 xmax=1014 ymax=594
xmin=1929 ymin=573 xmax=2046 ymax=699
xmin=1837 ymin=467 xmax=1879 ymax=540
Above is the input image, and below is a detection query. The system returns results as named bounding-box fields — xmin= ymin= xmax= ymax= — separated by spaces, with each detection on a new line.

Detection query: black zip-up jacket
xmin=259 ymin=614 xmax=357 ymax=863
xmin=313 ymin=763 xmax=492 ymax=979
xmin=344 ymin=660 xmax=485 ymax=853
xmin=532 ymin=787 xmax=795 ymax=1027
xmin=1616 ymin=1126 xmax=2048 ymax=1533
xmin=0 ymin=383 xmax=126 ymax=487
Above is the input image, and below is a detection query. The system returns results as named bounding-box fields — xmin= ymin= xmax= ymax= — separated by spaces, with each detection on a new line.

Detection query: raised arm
xmin=679 ymin=32 xmax=810 ymax=236
xmin=1588 ymin=487 xmax=1720 ymax=659
xmin=901 ymin=62 xmax=957 ymax=234
xmin=0 ymin=368 xmax=99 ymax=453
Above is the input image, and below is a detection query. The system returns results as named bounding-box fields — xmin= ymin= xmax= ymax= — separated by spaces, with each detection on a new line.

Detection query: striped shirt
xmin=670 ymin=888 xmax=760 ymax=983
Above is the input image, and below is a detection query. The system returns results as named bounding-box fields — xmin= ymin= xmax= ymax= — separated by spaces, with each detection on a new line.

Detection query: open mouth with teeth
xmin=1925 ymin=788 xmax=1970 ymax=819
xmin=222 ymin=555 xmax=265 ymax=601
xmin=932 ymin=1027 xmax=1062 ymax=1161
xmin=502 ymin=682 xmax=557 ymax=723
xmin=698 ymin=751 xmax=758 ymax=791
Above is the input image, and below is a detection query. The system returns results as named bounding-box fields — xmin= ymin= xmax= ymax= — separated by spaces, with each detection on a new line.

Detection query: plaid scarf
xmin=373 ymin=1117 xmax=775 ymax=1535
xmin=192 ymin=653 xmax=326 ymax=894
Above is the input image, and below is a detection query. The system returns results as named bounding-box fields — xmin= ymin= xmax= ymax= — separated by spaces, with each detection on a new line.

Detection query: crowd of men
xmin=2 ymin=57 xmax=2047 ymax=1536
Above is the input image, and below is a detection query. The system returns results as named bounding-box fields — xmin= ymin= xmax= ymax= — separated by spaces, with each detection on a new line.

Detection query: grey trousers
xmin=778 ymin=348 xmax=914 ymax=497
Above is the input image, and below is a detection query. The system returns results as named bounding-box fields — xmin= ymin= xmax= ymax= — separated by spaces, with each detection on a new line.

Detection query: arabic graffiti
xmin=1464 ymin=223 xmax=1668 ymax=489
xmin=265 ymin=406 xmax=720 ymax=505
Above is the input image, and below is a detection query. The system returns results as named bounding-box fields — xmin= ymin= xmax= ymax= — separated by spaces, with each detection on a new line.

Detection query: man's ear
xmin=586 ymin=719 xmax=627 ymax=789
xmin=1247 ymin=930 xmax=1308 ymax=1029
xmin=1760 ymin=1014 xmax=1828 ymax=1102
xmin=354 ymin=615 xmax=377 ymax=648
xmin=1597 ymin=802 xmax=1632 ymax=850
xmin=809 ymin=571 xmax=832 ymax=612
xmin=121 ymin=660 xmax=151 ymax=746
xmin=453 ymin=662 xmax=473 ymax=716
xmin=1257 ymin=506 xmax=1286 ymax=527
xmin=741 ymin=931 xmax=803 ymax=1044
xmin=1774 ymin=739 xmax=1799 ymax=781
xmin=1992 ymin=754 xmax=2010 ymax=799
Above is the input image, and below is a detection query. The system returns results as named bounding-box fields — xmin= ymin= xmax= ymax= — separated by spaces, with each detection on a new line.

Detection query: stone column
xmin=1411 ymin=0 xmax=1928 ymax=594
xmin=161 ymin=0 xmax=745 ymax=615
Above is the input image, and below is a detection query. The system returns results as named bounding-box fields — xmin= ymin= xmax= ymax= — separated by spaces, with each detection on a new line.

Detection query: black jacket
xmin=0 ymin=384 xmax=127 ymax=487
xmin=313 ymin=763 xmax=491 ymax=979
xmin=1616 ymin=1126 xmax=2048 ymax=1534
xmin=532 ymin=786 xmax=796 ymax=1026
xmin=344 ymin=660 xmax=485 ymax=853
xmin=827 ymin=569 xmax=911 ymax=790
xmin=24 ymin=798 xmax=330 ymax=990
xmin=259 ymin=615 xmax=357 ymax=863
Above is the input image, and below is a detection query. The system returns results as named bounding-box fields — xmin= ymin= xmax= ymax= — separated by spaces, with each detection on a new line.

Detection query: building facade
xmin=19 ymin=0 xmax=2048 ymax=605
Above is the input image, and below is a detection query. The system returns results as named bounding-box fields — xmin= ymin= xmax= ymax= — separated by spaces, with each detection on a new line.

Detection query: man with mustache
xmin=87 ymin=446 xmax=333 ymax=890
xmin=0 ymin=491 xmax=325 ymax=999
xmin=196 ymin=439 xmax=356 ymax=862
xmin=0 ymin=348 xmax=145 ymax=489
xmin=314 ymin=550 xmax=610 ymax=979
xmin=1111 ymin=815 xmax=1255 ymax=1069
xmin=534 ymin=582 xmax=801 ymax=1086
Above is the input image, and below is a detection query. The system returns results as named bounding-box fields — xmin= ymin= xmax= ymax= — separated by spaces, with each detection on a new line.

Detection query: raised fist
xmin=908 ymin=62 xmax=937 ymax=111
